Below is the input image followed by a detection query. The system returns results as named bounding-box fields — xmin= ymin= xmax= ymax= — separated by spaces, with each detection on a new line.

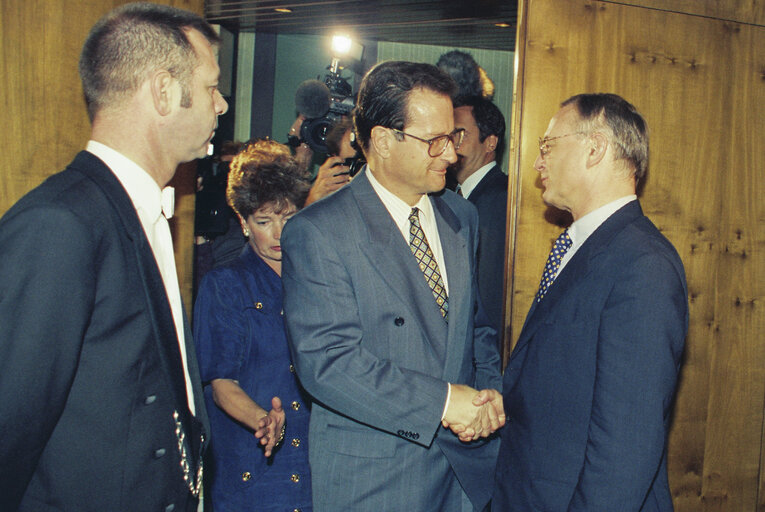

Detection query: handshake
xmin=442 ymin=384 xmax=505 ymax=442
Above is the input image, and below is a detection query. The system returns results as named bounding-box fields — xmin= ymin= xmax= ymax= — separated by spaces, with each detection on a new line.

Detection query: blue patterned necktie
xmin=535 ymin=229 xmax=572 ymax=302
xmin=408 ymin=208 xmax=448 ymax=319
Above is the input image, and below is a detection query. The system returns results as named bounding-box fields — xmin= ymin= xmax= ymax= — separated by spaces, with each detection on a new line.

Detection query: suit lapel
xmin=352 ymin=172 xmax=450 ymax=362
xmin=431 ymin=194 xmax=471 ymax=381
xmin=510 ymin=201 xmax=644 ymax=360
xmin=71 ymin=152 xmax=195 ymax=430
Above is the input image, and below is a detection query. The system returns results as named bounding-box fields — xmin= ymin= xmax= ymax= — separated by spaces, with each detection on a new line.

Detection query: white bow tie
xmin=161 ymin=187 xmax=175 ymax=219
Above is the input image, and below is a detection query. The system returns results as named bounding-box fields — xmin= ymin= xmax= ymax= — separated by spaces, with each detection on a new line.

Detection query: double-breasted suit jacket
xmin=281 ymin=169 xmax=501 ymax=511
xmin=0 ymin=151 xmax=208 ymax=512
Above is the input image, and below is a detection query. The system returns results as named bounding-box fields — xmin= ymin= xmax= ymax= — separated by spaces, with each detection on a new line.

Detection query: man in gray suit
xmin=282 ymin=61 xmax=504 ymax=511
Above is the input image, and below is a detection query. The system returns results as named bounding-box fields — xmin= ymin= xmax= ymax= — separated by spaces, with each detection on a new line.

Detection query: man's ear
xmin=370 ymin=126 xmax=392 ymax=158
xmin=483 ymin=134 xmax=499 ymax=153
xmin=586 ymin=132 xmax=608 ymax=167
xmin=150 ymin=70 xmax=175 ymax=116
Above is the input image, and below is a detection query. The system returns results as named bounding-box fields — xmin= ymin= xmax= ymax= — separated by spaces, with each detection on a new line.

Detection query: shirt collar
xmin=569 ymin=195 xmax=637 ymax=247
xmin=85 ymin=140 xmax=174 ymax=220
xmin=459 ymin=161 xmax=496 ymax=198
xmin=366 ymin=167 xmax=434 ymax=232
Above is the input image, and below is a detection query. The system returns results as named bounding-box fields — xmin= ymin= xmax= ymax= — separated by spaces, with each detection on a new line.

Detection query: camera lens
xmin=300 ymin=117 xmax=333 ymax=154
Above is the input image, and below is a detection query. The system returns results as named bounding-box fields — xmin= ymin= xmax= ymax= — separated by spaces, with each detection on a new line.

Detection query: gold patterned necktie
xmin=408 ymin=208 xmax=448 ymax=319
xmin=535 ymin=229 xmax=572 ymax=302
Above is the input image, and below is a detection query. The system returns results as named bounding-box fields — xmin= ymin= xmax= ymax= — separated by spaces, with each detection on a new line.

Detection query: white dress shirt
xmin=367 ymin=168 xmax=449 ymax=294
xmin=86 ymin=140 xmax=196 ymax=415
xmin=558 ymin=195 xmax=638 ymax=276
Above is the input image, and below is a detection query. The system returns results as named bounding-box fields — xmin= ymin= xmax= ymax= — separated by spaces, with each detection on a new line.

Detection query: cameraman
xmin=287 ymin=113 xmax=316 ymax=176
xmin=303 ymin=116 xmax=356 ymax=206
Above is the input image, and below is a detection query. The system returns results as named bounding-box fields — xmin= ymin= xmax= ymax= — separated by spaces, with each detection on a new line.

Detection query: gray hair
xmin=562 ymin=93 xmax=649 ymax=183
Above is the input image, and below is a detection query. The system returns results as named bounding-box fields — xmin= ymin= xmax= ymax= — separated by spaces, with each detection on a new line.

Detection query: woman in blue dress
xmin=194 ymin=140 xmax=311 ymax=512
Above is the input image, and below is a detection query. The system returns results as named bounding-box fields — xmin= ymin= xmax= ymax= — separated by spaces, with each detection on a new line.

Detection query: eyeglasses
xmin=538 ymin=132 xmax=586 ymax=158
xmin=391 ymin=128 xmax=466 ymax=157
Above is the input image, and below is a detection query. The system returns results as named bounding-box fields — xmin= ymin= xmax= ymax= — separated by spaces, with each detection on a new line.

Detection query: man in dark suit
xmin=451 ymin=96 xmax=508 ymax=335
xmin=0 ymin=4 xmax=228 ymax=511
xmin=492 ymin=93 xmax=687 ymax=511
xmin=281 ymin=61 xmax=504 ymax=511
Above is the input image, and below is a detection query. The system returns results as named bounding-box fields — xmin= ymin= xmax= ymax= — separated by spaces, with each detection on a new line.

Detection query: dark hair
xmin=79 ymin=2 xmax=220 ymax=121
xmin=454 ymin=95 xmax=506 ymax=163
xmin=219 ymin=140 xmax=246 ymax=158
xmin=227 ymin=139 xmax=310 ymax=218
xmin=562 ymin=93 xmax=649 ymax=183
xmin=436 ymin=50 xmax=482 ymax=99
xmin=353 ymin=61 xmax=457 ymax=152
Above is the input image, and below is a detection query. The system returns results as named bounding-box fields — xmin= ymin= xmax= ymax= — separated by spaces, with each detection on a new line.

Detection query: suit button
xmin=254 ymin=302 xmax=263 ymax=309
xmin=165 ymin=505 xmax=175 ymax=512
xmin=144 ymin=395 xmax=157 ymax=405
xmin=153 ymin=448 xmax=166 ymax=458
xmin=291 ymin=438 xmax=301 ymax=447
xmin=291 ymin=473 xmax=300 ymax=483
xmin=242 ymin=471 xmax=252 ymax=481
xmin=394 ymin=317 xmax=405 ymax=326
xmin=291 ymin=401 xmax=300 ymax=411
xmin=289 ymin=364 xmax=296 ymax=373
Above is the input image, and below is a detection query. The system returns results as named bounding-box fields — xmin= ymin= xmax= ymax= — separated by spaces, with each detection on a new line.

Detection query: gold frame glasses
xmin=538 ymin=132 xmax=586 ymax=158
xmin=391 ymin=128 xmax=466 ymax=157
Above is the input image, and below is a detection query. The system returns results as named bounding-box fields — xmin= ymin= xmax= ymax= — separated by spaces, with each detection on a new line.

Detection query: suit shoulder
xmin=0 ymin=167 xmax=104 ymax=227
xmin=609 ymin=215 xmax=686 ymax=280
xmin=283 ymin=185 xmax=355 ymax=246
xmin=440 ymin=189 xmax=478 ymax=216
xmin=486 ymin=166 xmax=509 ymax=185
xmin=475 ymin=169 xmax=508 ymax=197
xmin=298 ymin=181 xmax=355 ymax=221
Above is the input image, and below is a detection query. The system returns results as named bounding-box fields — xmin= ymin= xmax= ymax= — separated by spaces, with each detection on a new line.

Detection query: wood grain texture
xmin=0 ymin=0 xmax=204 ymax=313
xmin=606 ymin=0 xmax=764 ymax=26
xmin=507 ymin=0 xmax=764 ymax=509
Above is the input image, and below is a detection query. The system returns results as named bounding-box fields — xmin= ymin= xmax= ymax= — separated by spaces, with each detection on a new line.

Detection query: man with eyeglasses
xmin=492 ymin=93 xmax=688 ymax=511
xmin=281 ymin=60 xmax=503 ymax=511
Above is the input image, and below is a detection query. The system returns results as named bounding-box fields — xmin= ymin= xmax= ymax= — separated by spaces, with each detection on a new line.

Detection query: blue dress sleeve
xmin=193 ymin=268 xmax=250 ymax=383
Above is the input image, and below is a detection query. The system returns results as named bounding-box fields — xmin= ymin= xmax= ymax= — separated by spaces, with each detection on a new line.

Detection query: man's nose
xmin=442 ymin=139 xmax=458 ymax=164
xmin=533 ymin=154 xmax=544 ymax=172
xmin=215 ymin=91 xmax=228 ymax=115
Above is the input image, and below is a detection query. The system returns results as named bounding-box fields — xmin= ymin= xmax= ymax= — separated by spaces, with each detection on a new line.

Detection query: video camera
xmin=296 ymin=67 xmax=356 ymax=155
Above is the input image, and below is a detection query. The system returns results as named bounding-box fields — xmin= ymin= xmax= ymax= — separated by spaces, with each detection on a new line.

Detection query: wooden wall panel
xmin=0 ymin=0 xmax=204 ymax=312
xmin=507 ymin=0 xmax=764 ymax=509
xmin=610 ymin=0 xmax=765 ymax=26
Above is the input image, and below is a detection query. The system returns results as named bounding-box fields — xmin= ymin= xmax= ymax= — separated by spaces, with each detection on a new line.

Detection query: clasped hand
xmin=254 ymin=396 xmax=286 ymax=457
xmin=442 ymin=384 xmax=505 ymax=442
